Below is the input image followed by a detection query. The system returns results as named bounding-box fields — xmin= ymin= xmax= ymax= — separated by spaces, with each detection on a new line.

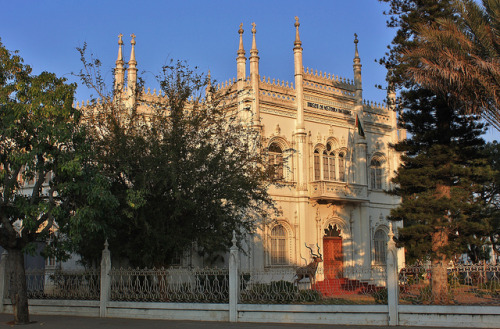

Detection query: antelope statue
xmin=295 ymin=243 xmax=323 ymax=286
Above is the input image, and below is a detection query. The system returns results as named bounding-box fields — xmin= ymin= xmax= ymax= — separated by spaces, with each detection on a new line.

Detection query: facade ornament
xmin=329 ymin=125 xmax=334 ymax=136
xmin=275 ymin=124 xmax=281 ymax=136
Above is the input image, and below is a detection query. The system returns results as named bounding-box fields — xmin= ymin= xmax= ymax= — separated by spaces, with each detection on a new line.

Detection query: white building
xmin=93 ymin=18 xmax=405 ymax=282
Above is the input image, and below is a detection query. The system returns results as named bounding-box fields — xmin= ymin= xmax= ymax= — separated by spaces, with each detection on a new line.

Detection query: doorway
xmin=323 ymin=224 xmax=343 ymax=279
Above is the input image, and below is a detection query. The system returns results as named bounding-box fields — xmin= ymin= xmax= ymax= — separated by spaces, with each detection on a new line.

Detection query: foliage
xmin=388 ymin=89 xmax=491 ymax=262
xmin=0 ymin=39 xmax=110 ymax=323
xmin=72 ymin=49 xmax=276 ymax=267
xmin=401 ymin=0 xmax=500 ymax=130
xmin=379 ymin=0 xmax=456 ymax=87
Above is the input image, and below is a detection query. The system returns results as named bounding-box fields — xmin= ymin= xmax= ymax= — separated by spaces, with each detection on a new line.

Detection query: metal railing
xmin=399 ymin=263 xmax=500 ymax=305
xmin=240 ymin=266 xmax=387 ymax=304
xmin=23 ymin=268 xmax=100 ymax=300
xmin=109 ymin=267 xmax=229 ymax=303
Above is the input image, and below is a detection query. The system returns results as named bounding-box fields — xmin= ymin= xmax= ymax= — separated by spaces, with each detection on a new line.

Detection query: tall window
xmin=374 ymin=229 xmax=387 ymax=265
xmin=271 ymin=225 xmax=287 ymax=265
xmin=268 ymin=143 xmax=283 ymax=180
xmin=321 ymin=143 xmax=336 ymax=181
xmin=338 ymin=152 xmax=346 ymax=182
xmin=370 ymin=159 xmax=383 ymax=190
xmin=314 ymin=149 xmax=320 ymax=181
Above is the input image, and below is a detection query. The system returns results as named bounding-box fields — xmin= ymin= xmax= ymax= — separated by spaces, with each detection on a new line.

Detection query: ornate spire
xmin=353 ymin=33 xmax=360 ymax=64
xmin=250 ymin=22 xmax=258 ymax=57
xmin=127 ymin=34 xmax=138 ymax=104
xmin=236 ymin=23 xmax=246 ymax=81
xmin=238 ymin=23 xmax=245 ymax=56
xmin=116 ymin=33 xmax=124 ymax=65
xmin=114 ymin=33 xmax=125 ymax=92
xmin=353 ymin=33 xmax=362 ymax=96
xmin=129 ymin=33 xmax=137 ymax=64
xmin=294 ymin=16 xmax=302 ymax=49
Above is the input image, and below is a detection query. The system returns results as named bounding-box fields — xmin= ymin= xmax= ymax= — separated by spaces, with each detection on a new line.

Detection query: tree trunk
xmin=431 ymin=183 xmax=451 ymax=304
xmin=7 ymin=248 xmax=30 ymax=324
xmin=431 ymin=229 xmax=449 ymax=304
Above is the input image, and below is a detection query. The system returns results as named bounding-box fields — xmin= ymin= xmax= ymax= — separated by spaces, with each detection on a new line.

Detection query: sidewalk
xmin=0 ymin=313 xmax=459 ymax=329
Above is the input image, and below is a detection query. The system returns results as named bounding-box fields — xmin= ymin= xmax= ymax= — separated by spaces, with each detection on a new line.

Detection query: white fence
xmin=0 ymin=235 xmax=499 ymax=327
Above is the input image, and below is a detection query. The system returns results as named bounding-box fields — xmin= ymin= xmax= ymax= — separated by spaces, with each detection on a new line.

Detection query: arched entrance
xmin=323 ymin=224 xmax=343 ymax=279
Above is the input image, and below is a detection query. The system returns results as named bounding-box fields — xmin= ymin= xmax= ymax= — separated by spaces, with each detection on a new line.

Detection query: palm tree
xmin=403 ymin=0 xmax=500 ymax=130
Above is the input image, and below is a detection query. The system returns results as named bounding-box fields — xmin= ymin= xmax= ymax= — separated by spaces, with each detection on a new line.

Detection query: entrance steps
xmin=313 ymin=278 xmax=382 ymax=296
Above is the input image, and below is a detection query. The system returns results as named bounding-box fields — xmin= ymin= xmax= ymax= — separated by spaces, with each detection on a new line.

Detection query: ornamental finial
xmin=232 ymin=230 xmax=237 ymax=247
xmin=354 ymin=33 xmax=360 ymax=60
xmin=118 ymin=33 xmax=123 ymax=45
xmin=251 ymin=22 xmax=256 ymax=34
xmin=131 ymin=33 xmax=136 ymax=45
xmin=294 ymin=16 xmax=301 ymax=47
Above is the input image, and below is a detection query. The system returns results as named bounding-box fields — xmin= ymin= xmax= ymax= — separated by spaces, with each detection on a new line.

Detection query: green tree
xmin=380 ymin=0 xmax=494 ymax=303
xmin=402 ymin=0 xmax=500 ymax=130
xmin=0 ymin=40 xmax=111 ymax=324
xmin=467 ymin=141 xmax=500 ymax=262
xmin=389 ymin=89 xmax=490 ymax=270
xmin=72 ymin=55 xmax=276 ymax=267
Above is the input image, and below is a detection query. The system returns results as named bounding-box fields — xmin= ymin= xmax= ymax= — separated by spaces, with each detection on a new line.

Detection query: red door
xmin=323 ymin=237 xmax=343 ymax=279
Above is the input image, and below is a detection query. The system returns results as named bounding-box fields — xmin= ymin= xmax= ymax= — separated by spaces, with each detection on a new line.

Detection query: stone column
xmin=386 ymin=224 xmax=399 ymax=326
xmin=100 ymin=241 xmax=111 ymax=318
xmin=0 ymin=251 xmax=8 ymax=313
xmin=229 ymin=231 xmax=240 ymax=322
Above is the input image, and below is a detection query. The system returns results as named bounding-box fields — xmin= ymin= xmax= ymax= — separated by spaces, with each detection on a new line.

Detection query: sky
xmin=1 ymin=0 xmax=498 ymax=141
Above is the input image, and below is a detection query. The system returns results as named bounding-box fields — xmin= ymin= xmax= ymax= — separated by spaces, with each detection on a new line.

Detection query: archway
xmin=323 ymin=224 xmax=343 ymax=279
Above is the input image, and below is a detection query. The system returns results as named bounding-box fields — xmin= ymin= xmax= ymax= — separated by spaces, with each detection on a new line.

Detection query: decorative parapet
xmin=303 ymin=67 xmax=356 ymax=96
xmin=215 ymin=78 xmax=236 ymax=92
xmin=363 ymin=101 xmax=391 ymax=126
xmin=259 ymin=76 xmax=296 ymax=105
xmin=309 ymin=181 xmax=368 ymax=202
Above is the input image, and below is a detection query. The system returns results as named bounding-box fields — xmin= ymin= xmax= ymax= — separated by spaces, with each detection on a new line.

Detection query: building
xmin=83 ymin=18 xmax=405 ymax=282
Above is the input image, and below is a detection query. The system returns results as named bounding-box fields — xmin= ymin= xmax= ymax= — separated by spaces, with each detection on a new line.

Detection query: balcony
xmin=309 ymin=181 xmax=368 ymax=202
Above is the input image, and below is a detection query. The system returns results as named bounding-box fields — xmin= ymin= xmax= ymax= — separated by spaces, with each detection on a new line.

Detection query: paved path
xmin=0 ymin=313 xmax=463 ymax=329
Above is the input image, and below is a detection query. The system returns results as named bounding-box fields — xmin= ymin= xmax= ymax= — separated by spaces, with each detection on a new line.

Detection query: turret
xmin=293 ymin=17 xmax=304 ymax=132
xmin=249 ymin=22 xmax=261 ymax=127
xmin=236 ymin=23 xmax=246 ymax=82
xmin=127 ymin=34 xmax=138 ymax=105
xmin=353 ymin=33 xmax=362 ymax=102
xmin=114 ymin=33 xmax=125 ymax=94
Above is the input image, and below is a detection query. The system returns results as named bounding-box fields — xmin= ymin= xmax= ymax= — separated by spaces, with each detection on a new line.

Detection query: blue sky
xmin=1 ymin=0 xmax=498 ymax=140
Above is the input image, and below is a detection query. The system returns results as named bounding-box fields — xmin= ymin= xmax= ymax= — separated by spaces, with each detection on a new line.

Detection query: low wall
xmin=3 ymin=300 xmax=99 ymax=318
xmin=398 ymin=305 xmax=500 ymax=328
xmin=106 ymin=301 xmax=228 ymax=321
xmin=3 ymin=300 xmax=500 ymax=327
xmin=238 ymin=304 xmax=389 ymax=326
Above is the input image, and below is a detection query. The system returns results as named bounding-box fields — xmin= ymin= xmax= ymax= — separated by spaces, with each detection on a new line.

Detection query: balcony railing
xmin=309 ymin=181 xmax=368 ymax=202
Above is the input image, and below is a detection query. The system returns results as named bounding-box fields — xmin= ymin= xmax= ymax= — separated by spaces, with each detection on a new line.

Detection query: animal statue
xmin=295 ymin=243 xmax=323 ymax=286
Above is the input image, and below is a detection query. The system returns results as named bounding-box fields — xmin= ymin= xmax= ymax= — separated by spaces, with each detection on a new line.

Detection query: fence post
xmin=100 ymin=240 xmax=111 ymax=318
xmin=386 ymin=223 xmax=399 ymax=326
xmin=0 ymin=251 xmax=8 ymax=313
xmin=229 ymin=231 xmax=239 ymax=322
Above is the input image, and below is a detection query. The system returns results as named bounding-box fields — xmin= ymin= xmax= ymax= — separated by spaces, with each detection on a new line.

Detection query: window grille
xmin=270 ymin=225 xmax=287 ymax=265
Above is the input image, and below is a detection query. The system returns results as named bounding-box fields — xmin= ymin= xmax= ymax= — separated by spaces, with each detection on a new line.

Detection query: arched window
xmin=314 ymin=149 xmax=320 ymax=181
xmin=271 ymin=225 xmax=287 ymax=265
xmin=338 ymin=152 xmax=346 ymax=182
xmin=268 ymin=143 xmax=283 ymax=180
xmin=374 ymin=229 xmax=388 ymax=265
xmin=320 ymin=143 xmax=336 ymax=181
xmin=370 ymin=158 xmax=384 ymax=190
